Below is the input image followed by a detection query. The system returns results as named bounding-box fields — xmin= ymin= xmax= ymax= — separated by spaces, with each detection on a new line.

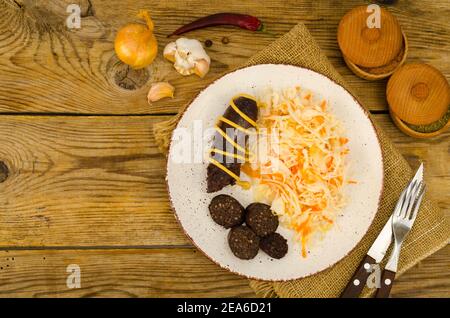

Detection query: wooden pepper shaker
xmin=387 ymin=63 xmax=450 ymax=138
xmin=337 ymin=6 xmax=407 ymax=80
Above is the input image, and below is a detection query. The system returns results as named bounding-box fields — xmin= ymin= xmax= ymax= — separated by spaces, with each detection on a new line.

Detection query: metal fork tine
xmin=405 ymin=181 xmax=422 ymax=219
xmin=409 ymin=184 xmax=425 ymax=222
xmin=395 ymin=186 xmax=408 ymax=217
xmin=400 ymin=180 xmax=417 ymax=219
xmin=396 ymin=181 xmax=413 ymax=217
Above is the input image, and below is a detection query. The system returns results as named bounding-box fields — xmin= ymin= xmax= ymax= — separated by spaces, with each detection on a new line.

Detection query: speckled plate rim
xmin=165 ymin=64 xmax=385 ymax=282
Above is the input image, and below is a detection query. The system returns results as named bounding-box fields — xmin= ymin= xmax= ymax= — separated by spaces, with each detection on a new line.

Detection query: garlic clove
xmin=193 ymin=59 xmax=210 ymax=78
xmin=174 ymin=63 xmax=195 ymax=76
xmin=147 ymin=82 xmax=175 ymax=104
xmin=163 ymin=42 xmax=177 ymax=62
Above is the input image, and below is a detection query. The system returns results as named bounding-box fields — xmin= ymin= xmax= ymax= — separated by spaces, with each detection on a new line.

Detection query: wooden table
xmin=0 ymin=0 xmax=448 ymax=298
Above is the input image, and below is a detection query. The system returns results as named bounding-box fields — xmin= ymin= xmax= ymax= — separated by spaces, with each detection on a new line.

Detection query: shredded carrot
xmin=301 ymin=237 xmax=307 ymax=258
xmin=339 ymin=137 xmax=349 ymax=145
xmin=322 ymin=216 xmax=334 ymax=224
xmin=241 ymin=163 xmax=260 ymax=178
xmin=326 ymin=157 xmax=334 ymax=170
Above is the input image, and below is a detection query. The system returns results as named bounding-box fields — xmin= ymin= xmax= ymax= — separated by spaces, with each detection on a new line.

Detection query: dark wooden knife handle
xmin=375 ymin=269 xmax=396 ymax=298
xmin=341 ymin=255 xmax=376 ymax=298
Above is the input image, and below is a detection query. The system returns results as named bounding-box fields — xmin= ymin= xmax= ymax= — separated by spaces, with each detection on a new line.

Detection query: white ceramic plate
xmin=166 ymin=64 xmax=383 ymax=281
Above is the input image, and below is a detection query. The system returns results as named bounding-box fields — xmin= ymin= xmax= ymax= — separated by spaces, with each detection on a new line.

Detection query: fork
xmin=375 ymin=180 xmax=425 ymax=298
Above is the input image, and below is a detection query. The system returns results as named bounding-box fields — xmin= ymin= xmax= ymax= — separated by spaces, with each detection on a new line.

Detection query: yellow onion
xmin=114 ymin=10 xmax=158 ymax=69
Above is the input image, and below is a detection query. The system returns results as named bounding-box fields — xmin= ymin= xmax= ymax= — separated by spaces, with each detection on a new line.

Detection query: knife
xmin=341 ymin=163 xmax=423 ymax=298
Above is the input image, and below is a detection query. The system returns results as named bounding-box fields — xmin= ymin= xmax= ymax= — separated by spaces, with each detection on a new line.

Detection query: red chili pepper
xmin=168 ymin=13 xmax=264 ymax=37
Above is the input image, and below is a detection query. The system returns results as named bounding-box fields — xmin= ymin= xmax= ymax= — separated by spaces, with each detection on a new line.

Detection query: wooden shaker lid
xmin=338 ymin=6 xmax=403 ymax=68
xmin=387 ymin=63 xmax=450 ymax=125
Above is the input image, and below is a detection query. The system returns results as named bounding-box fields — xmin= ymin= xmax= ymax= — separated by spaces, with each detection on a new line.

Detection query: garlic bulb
xmin=163 ymin=38 xmax=211 ymax=78
xmin=148 ymin=82 xmax=175 ymax=103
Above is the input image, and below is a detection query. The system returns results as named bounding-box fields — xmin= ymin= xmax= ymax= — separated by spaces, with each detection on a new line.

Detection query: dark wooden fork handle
xmin=375 ymin=269 xmax=396 ymax=298
xmin=341 ymin=255 xmax=377 ymax=298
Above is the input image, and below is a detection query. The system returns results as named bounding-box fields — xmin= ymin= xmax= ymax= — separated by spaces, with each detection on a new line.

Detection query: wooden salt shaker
xmin=387 ymin=63 xmax=450 ymax=138
xmin=338 ymin=6 xmax=407 ymax=80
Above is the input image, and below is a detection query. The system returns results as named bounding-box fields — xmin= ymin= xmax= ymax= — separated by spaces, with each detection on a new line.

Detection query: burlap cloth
xmin=153 ymin=23 xmax=449 ymax=297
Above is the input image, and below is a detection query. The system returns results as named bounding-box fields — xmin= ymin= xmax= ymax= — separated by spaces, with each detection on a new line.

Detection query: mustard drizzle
xmin=218 ymin=116 xmax=257 ymax=135
xmin=209 ymin=148 xmax=248 ymax=162
xmin=229 ymin=94 xmax=258 ymax=127
xmin=208 ymin=158 xmax=251 ymax=190
xmin=214 ymin=125 xmax=250 ymax=155
xmin=209 ymin=94 xmax=258 ymax=189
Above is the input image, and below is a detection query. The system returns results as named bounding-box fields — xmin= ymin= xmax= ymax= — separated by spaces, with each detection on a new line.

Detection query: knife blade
xmin=341 ymin=163 xmax=424 ymax=298
xmin=367 ymin=215 xmax=393 ymax=263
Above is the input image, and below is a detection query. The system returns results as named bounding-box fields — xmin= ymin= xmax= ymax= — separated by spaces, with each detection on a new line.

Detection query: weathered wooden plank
xmin=0 ymin=248 xmax=255 ymax=297
xmin=0 ymin=246 xmax=447 ymax=298
xmin=0 ymin=0 xmax=448 ymax=114
xmin=0 ymin=114 xmax=447 ymax=247
xmin=0 ymin=115 xmax=189 ymax=246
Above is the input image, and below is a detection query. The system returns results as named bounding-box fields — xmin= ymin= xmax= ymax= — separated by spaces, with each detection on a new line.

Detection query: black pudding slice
xmin=245 ymin=203 xmax=279 ymax=237
xmin=260 ymin=233 xmax=288 ymax=259
xmin=209 ymin=194 xmax=245 ymax=228
xmin=228 ymin=225 xmax=260 ymax=260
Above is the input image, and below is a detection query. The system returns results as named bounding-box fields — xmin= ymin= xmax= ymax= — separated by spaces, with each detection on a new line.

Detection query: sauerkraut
xmin=241 ymin=86 xmax=353 ymax=257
